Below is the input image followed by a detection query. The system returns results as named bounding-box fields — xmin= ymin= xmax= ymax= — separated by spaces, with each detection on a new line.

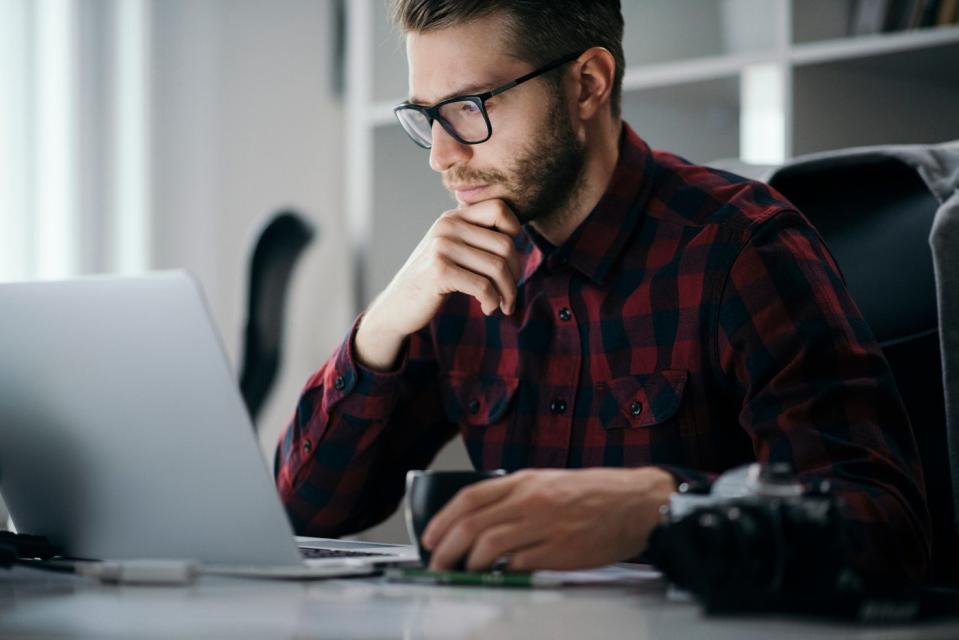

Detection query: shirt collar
xmin=518 ymin=122 xmax=655 ymax=286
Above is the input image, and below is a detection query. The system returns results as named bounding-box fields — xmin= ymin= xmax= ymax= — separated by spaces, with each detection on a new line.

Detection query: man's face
xmin=406 ymin=15 xmax=586 ymax=224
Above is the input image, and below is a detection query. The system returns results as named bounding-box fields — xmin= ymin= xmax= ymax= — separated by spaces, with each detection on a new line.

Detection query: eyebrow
xmin=408 ymin=82 xmax=493 ymax=106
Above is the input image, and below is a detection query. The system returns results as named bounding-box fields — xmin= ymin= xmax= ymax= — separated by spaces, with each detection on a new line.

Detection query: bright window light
xmin=34 ymin=0 xmax=79 ymax=279
xmin=740 ymin=63 xmax=786 ymax=165
xmin=0 ymin=0 xmax=31 ymax=282
xmin=114 ymin=0 xmax=151 ymax=273
xmin=0 ymin=0 xmax=151 ymax=282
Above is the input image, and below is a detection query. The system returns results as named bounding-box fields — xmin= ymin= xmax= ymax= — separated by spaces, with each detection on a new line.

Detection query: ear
xmin=571 ymin=47 xmax=616 ymax=121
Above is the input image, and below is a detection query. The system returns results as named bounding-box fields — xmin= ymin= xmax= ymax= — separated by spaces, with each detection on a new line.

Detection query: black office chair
xmin=238 ymin=210 xmax=316 ymax=424
xmin=766 ymin=154 xmax=958 ymax=584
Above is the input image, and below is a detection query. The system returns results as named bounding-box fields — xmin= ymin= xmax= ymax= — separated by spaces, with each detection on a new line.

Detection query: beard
xmin=443 ymin=92 xmax=587 ymax=226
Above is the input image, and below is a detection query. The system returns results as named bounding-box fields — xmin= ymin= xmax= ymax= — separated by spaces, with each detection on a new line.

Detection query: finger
xmin=434 ymin=215 xmax=521 ymax=281
xmin=435 ymin=260 xmax=503 ymax=315
xmin=434 ymin=241 xmax=516 ymax=315
xmin=507 ymin=539 xmax=600 ymax=572
xmin=453 ymin=200 xmax=522 ymax=237
xmin=507 ymin=541 xmax=573 ymax=572
xmin=422 ymin=475 xmax=519 ymax=550
xmin=464 ymin=521 xmax=548 ymax=571
xmin=428 ymin=508 xmax=521 ymax=571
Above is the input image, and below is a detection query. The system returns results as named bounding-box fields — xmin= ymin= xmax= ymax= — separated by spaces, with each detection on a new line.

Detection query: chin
xmin=451 ymin=189 xmax=506 ymax=208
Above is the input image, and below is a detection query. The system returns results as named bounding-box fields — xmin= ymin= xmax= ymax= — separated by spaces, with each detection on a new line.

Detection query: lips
xmin=450 ymin=184 xmax=489 ymax=204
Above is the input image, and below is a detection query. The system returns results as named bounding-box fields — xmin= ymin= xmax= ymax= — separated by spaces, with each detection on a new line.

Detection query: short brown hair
xmin=390 ymin=0 xmax=625 ymax=118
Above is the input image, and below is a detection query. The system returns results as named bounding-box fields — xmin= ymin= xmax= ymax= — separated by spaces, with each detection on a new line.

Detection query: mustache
xmin=443 ymin=167 xmax=510 ymax=190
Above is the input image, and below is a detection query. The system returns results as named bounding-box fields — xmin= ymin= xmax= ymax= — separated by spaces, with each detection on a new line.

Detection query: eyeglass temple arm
xmin=488 ymin=51 xmax=584 ymax=98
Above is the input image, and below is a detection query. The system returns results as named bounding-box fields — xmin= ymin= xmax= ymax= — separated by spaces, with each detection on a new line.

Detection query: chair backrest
xmin=767 ymin=154 xmax=958 ymax=584
xmin=239 ymin=210 xmax=316 ymax=424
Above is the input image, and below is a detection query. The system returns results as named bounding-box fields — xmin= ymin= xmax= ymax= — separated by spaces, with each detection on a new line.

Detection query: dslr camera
xmin=645 ymin=463 xmax=917 ymax=619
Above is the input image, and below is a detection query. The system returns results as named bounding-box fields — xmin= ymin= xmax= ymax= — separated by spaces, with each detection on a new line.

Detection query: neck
xmin=530 ymin=117 xmax=622 ymax=246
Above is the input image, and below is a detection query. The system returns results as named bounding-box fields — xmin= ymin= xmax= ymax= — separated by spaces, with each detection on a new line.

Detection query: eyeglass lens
xmin=396 ymin=98 xmax=489 ymax=148
xmin=395 ymin=108 xmax=432 ymax=147
xmin=437 ymin=99 xmax=487 ymax=142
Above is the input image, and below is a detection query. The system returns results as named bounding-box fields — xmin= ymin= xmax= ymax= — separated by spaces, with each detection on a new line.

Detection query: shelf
xmin=791 ymin=0 xmax=856 ymax=44
xmin=791 ymin=41 xmax=959 ymax=155
xmin=790 ymin=24 xmax=959 ymax=65
xmin=621 ymin=51 xmax=776 ymax=92
xmin=622 ymin=0 xmax=781 ymax=65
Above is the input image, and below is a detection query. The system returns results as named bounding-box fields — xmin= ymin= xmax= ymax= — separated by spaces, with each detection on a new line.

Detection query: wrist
xmin=626 ymin=467 xmax=676 ymax=555
xmin=646 ymin=466 xmax=678 ymax=497
xmin=354 ymin=308 xmax=406 ymax=372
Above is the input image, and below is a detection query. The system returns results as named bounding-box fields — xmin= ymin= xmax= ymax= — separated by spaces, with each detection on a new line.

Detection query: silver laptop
xmin=0 ymin=271 xmax=418 ymax=574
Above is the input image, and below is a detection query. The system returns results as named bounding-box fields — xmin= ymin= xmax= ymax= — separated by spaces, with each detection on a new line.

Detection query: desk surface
xmin=1 ymin=567 xmax=957 ymax=639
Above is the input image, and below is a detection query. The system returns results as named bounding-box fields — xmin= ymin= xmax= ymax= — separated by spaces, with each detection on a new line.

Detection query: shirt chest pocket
xmin=441 ymin=374 xmax=520 ymax=426
xmin=597 ymin=369 xmax=688 ymax=430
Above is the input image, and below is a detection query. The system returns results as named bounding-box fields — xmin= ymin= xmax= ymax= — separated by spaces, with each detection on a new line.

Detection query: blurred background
xmin=2 ymin=0 xmax=958 ymax=542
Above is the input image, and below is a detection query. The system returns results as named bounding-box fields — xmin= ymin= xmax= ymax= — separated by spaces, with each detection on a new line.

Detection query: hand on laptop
xmin=419 ymin=467 xmax=677 ymax=572
xmin=355 ymin=199 xmax=522 ymax=371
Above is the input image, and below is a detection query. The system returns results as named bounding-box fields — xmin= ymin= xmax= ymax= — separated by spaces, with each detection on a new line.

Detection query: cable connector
xmin=75 ymin=559 xmax=198 ymax=585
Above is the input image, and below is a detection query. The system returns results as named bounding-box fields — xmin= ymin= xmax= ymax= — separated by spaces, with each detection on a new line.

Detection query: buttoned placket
xmin=532 ymin=255 xmax=580 ymax=467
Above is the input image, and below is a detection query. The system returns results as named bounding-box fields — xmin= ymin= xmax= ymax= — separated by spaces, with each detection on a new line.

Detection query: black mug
xmin=405 ymin=469 xmax=507 ymax=568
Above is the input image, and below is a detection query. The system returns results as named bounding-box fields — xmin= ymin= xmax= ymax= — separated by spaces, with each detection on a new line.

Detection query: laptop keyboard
xmin=299 ymin=547 xmax=389 ymax=559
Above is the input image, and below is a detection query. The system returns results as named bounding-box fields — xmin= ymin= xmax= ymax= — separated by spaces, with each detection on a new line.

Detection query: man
xmin=276 ymin=0 xmax=930 ymax=583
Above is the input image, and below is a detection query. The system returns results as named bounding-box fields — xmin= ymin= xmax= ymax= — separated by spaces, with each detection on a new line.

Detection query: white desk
xmin=1 ymin=567 xmax=957 ymax=639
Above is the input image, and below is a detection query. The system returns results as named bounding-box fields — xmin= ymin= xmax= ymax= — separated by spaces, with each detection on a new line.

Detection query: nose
xmin=429 ymin=120 xmax=471 ymax=173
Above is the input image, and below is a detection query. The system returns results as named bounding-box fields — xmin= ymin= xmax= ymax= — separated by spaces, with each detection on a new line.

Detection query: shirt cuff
xmin=320 ymin=313 xmax=412 ymax=421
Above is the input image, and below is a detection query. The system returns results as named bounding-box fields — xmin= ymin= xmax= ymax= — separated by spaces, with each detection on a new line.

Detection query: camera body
xmin=646 ymin=463 xmax=863 ymax=615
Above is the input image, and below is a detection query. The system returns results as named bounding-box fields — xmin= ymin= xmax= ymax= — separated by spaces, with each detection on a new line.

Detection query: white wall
xmin=149 ymin=0 xmax=352 ymax=460
xmin=147 ymin=0 xmax=458 ymax=545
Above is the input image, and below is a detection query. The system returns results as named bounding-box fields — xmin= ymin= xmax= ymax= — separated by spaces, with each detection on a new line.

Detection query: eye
xmin=459 ymin=101 xmax=481 ymax=114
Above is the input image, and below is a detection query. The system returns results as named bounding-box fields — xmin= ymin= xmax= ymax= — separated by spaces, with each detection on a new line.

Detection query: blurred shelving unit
xmin=347 ymin=0 xmax=959 ymax=307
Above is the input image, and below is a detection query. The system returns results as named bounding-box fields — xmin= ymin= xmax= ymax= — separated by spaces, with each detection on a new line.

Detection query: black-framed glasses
xmin=393 ymin=50 xmax=584 ymax=149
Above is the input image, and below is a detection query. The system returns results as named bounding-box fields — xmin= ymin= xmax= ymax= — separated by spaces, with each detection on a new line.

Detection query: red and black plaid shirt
xmin=276 ymin=123 xmax=930 ymax=583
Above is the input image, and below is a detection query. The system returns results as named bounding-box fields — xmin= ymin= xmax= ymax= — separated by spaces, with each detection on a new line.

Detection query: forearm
xmin=275 ymin=318 xmax=455 ymax=537
xmin=275 ymin=317 xmax=408 ymax=536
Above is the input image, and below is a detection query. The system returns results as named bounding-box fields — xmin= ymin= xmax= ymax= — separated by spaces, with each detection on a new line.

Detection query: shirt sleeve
xmin=714 ymin=209 xmax=932 ymax=586
xmin=274 ymin=315 xmax=458 ymax=537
